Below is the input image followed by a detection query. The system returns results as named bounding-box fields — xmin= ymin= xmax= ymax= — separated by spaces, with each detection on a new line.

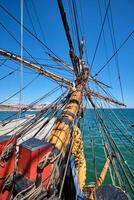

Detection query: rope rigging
xmin=90 ymin=0 xmax=111 ymax=72
xmin=31 ymin=0 xmax=46 ymax=44
xmin=3 ymin=62 xmax=38 ymax=75
xmin=24 ymin=0 xmax=37 ymax=38
xmin=67 ymin=0 xmax=78 ymax=57
xmin=97 ymin=125 xmax=116 ymax=186
xmin=104 ymin=0 xmax=124 ymax=102
xmin=0 ymin=68 xmax=18 ymax=81
xmin=72 ymin=0 xmax=81 ymax=55
xmin=93 ymin=29 xmax=134 ymax=77
xmin=97 ymin=0 xmax=112 ymax=87
xmin=0 ymin=73 xmax=40 ymax=105
xmin=98 ymin=126 xmax=124 ymax=187
xmin=85 ymin=94 xmax=134 ymax=195
xmin=103 ymin=108 xmax=134 ymax=147
xmin=0 ymin=4 xmax=60 ymax=59
xmin=0 ymin=1 xmax=133 ymax=199
xmin=84 ymin=96 xmax=125 ymax=189
xmin=0 ymin=22 xmax=46 ymax=68
xmin=0 ymin=86 xmax=67 ymax=137
xmin=96 ymin=106 xmax=134 ymax=173
xmin=89 ymin=109 xmax=121 ymax=187
xmin=16 ymin=89 xmax=70 ymax=140
xmin=0 ymin=58 xmax=9 ymax=67
xmin=89 ymin=127 xmax=98 ymax=183
xmin=0 ymin=48 xmax=73 ymax=87
xmin=57 ymin=0 xmax=82 ymax=77
xmin=0 ymin=86 xmax=61 ymax=126
xmin=95 ymin=110 xmax=134 ymax=194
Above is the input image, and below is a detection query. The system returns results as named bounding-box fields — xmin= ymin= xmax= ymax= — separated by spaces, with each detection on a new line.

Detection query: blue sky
xmin=0 ymin=0 xmax=134 ymax=107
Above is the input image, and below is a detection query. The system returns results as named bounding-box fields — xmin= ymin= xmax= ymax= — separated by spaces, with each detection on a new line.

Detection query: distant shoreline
xmin=0 ymin=110 xmax=39 ymax=112
xmin=0 ymin=103 xmax=46 ymax=112
xmin=0 ymin=108 xmax=133 ymax=112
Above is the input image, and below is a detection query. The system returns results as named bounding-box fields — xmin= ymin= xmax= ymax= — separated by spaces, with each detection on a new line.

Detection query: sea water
xmin=0 ymin=111 xmax=39 ymax=121
xmin=0 ymin=109 xmax=134 ymax=197
xmin=81 ymin=108 xmax=134 ymax=199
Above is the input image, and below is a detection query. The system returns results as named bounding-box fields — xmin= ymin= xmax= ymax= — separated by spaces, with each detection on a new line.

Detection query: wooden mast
xmin=0 ymin=48 xmax=73 ymax=87
xmin=49 ymin=67 xmax=89 ymax=153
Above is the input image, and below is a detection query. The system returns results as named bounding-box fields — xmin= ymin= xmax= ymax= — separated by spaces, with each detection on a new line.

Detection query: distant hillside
xmin=0 ymin=103 xmax=46 ymax=111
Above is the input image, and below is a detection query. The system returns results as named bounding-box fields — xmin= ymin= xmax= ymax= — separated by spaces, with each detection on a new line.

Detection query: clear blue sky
xmin=0 ymin=0 xmax=134 ymax=107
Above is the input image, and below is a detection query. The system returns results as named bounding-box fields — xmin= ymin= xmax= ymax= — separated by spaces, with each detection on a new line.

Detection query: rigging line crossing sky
xmin=93 ymin=30 xmax=134 ymax=77
xmin=0 ymin=4 xmax=60 ymax=58
xmin=0 ymin=0 xmax=134 ymax=107
xmin=90 ymin=0 xmax=111 ymax=72
xmin=19 ymin=0 xmax=24 ymax=115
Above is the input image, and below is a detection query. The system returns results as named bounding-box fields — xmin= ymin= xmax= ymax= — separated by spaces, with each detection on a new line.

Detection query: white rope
xmin=19 ymin=0 xmax=24 ymax=117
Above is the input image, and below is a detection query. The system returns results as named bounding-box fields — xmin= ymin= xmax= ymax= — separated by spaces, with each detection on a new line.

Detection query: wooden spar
xmin=95 ymin=154 xmax=114 ymax=188
xmin=0 ymin=49 xmax=125 ymax=107
xmin=48 ymin=53 xmax=111 ymax=88
xmin=48 ymin=53 xmax=73 ymax=71
xmin=0 ymin=48 xmax=73 ymax=87
xmin=89 ymin=77 xmax=111 ymax=88
xmin=48 ymin=68 xmax=89 ymax=153
xmin=86 ymin=89 xmax=126 ymax=107
xmin=89 ymin=154 xmax=114 ymax=200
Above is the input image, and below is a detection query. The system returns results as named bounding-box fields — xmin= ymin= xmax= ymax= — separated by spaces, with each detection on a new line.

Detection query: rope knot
xmin=0 ymin=142 xmax=15 ymax=164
